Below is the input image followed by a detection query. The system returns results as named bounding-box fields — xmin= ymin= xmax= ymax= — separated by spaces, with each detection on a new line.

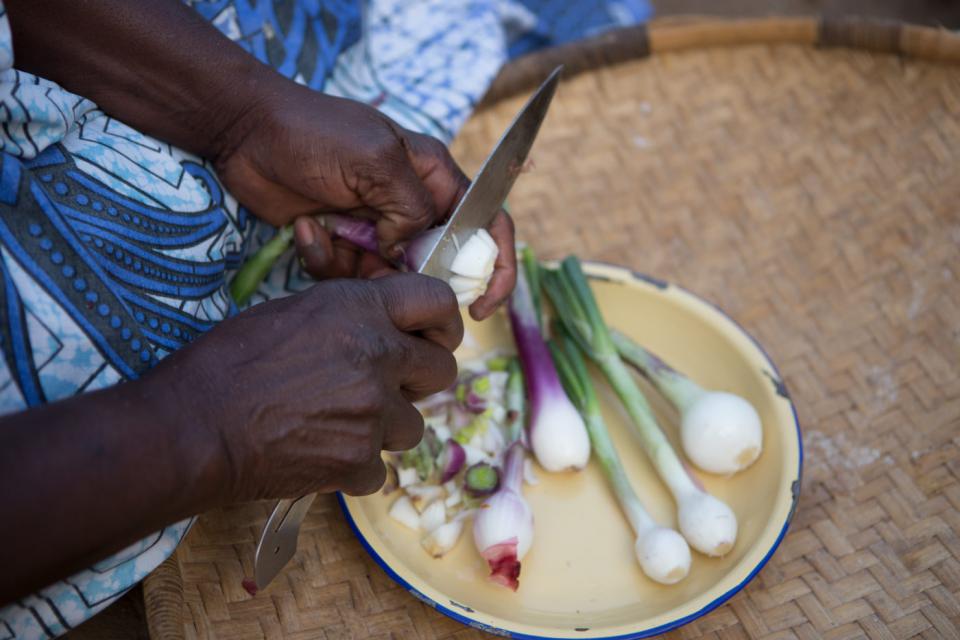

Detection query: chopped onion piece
xmin=406 ymin=484 xmax=444 ymax=512
xmin=398 ymin=467 xmax=419 ymax=488
xmin=480 ymin=424 xmax=505 ymax=455
xmin=421 ymin=518 xmax=465 ymax=558
xmin=450 ymin=231 xmax=499 ymax=280
xmin=433 ymin=424 xmax=452 ymax=442
xmin=444 ymin=488 xmax=462 ymax=508
xmin=382 ymin=462 xmax=399 ymax=495
xmin=457 ymin=290 xmax=482 ymax=306
xmin=438 ymin=439 xmax=466 ymax=483
xmin=419 ymin=500 xmax=447 ymax=533
xmin=476 ymin=228 xmax=498 ymax=254
xmin=449 ymin=275 xmax=484 ymax=295
xmin=462 ymin=444 xmax=489 ymax=466
xmin=388 ymin=495 xmax=421 ymax=531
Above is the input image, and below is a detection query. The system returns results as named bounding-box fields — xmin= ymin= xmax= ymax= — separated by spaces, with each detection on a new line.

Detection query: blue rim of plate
xmin=337 ymin=262 xmax=804 ymax=639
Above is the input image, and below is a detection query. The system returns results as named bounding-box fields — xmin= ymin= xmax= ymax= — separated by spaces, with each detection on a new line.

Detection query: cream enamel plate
xmin=338 ymin=262 xmax=802 ymax=639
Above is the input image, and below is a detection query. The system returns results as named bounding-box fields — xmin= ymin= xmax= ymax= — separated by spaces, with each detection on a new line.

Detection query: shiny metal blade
xmin=415 ymin=66 xmax=563 ymax=277
xmin=253 ymin=493 xmax=316 ymax=590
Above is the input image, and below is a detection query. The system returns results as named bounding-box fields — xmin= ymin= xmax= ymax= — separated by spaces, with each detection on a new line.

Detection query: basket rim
xmin=481 ymin=14 xmax=960 ymax=105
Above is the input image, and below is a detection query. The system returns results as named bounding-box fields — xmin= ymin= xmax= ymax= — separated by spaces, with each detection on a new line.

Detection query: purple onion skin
xmin=322 ymin=214 xmax=379 ymax=252
xmin=507 ymin=265 xmax=569 ymax=435
xmin=464 ymin=390 xmax=488 ymax=414
xmin=321 ymin=215 xmax=443 ymax=271
xmin=502 ymin=441 xmax=525 ymax=493
xmin=440 ymin=439 xmax=467 ymax=483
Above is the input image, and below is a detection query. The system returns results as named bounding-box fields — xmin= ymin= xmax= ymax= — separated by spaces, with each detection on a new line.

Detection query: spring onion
xmin=508 ymin=248 xmax=590 ymax=472
xmin=472 ymin=443 xmax=533 ymax=590
xmin=230 ymin=214 xmax=498 ymax=306
xmin=472 ymin=360 xmax=534 ymax=590
xmin=543 ymin=257 xmax=738 ymax=557
xmin=611 ymin=330 xmax=763 ymax=475
xmin=550 ymin=335 xmax=691 ymax=584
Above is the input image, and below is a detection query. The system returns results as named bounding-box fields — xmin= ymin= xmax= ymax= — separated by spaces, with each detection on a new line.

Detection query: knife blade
xmin=252 ymin=66 xmax=563 ymax=592
xmin=252 ymin=493 xmax=316 ymax=591
xmin=414 ymin=65 xmax=563 ymax=278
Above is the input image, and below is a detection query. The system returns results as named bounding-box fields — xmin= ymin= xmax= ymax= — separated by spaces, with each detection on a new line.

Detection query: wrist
xmin=199 ymin=60 xmax=288 ymax=164
xmin=127 ymin=354 xmax=237 ymax=512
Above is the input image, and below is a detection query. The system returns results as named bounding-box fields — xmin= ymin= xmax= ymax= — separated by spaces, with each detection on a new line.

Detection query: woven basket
xmin=137 ymin=16 xmax=960 ymax=640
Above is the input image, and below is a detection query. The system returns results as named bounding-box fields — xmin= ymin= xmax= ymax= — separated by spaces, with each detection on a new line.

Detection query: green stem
xmin=520 ymin=247 xmax=543 ymax=330
xmin=550 ymin=335 xmax=654 ymax=535
xmin=229 ymin=225 xmax=295 ymax=306
xmin=585 ymin=413 xmax=653 ymax=534
xmin=597 ymin=354 xmax=696 ymax=500
xmin=543 ymin=256 xmax=697 ymax=501
xmin=610 ymin=330 xmax=704 ymax=412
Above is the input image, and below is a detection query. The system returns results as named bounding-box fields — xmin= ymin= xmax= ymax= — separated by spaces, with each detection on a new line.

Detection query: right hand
xmin=152 ymin=273 xmax=462 ymax=501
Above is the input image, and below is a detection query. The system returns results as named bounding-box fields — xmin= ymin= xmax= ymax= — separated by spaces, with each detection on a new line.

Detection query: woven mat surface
xmin=178 ymin=43 xmax=960 ymax=639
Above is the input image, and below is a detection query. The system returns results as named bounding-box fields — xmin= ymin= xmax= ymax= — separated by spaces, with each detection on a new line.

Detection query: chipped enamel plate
xmin=339 ymin=262 xmax=802 ymax=638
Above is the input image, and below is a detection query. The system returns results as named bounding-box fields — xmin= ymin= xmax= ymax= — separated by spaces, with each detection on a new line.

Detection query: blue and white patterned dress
xmin=0 ymin=1 xmax=651 ymax=636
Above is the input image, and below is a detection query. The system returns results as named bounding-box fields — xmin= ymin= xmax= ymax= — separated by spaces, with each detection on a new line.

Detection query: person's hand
xmin=151 ymin=273 xmax=462 ymax=500
xmin=215 ymin=80 xmax=516 ymax=319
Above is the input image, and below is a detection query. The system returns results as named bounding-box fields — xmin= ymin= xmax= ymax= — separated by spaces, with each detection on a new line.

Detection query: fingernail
xmin=294 ymin=218 xmax=316 ymax=247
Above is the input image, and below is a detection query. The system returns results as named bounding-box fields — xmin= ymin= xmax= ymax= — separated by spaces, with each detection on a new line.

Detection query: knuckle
xmin=366 ymin=128 xmax=406 ymax=163
xmin=360 ymin=331 xmax=395 ymax=366
xmin=349 ymin=438 xmax=381 ymax=466
xmin=419 ymin=134 xmax=449 ymax=160
xmin=349 ymin=380 xmax=388 ymax=415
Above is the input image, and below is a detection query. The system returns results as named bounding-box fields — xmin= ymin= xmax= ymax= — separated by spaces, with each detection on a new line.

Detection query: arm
xmin=0 ymin=374 xmax=221 ymax=603
xmin=0 ymin=275 xmax=461 ymax=603
xmin=4 ymin=0 xmax=269 ymax=162
xmin=4 ymin=0 xmax=518 ymax=318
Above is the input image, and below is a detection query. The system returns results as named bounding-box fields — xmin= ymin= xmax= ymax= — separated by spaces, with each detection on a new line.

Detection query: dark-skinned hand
xmin=153 ymin=273 xmax=463 ymax=500
xmin=215 ymin=85 xmax=516 ymax=320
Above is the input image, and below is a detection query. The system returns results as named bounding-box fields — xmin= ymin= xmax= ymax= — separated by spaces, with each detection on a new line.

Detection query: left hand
xmin=214 ymin=79 xmax=516 ymax=320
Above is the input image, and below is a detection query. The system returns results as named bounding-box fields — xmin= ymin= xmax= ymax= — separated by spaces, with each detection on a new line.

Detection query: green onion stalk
xmin=542 ymin=257 xmax=738 ymax=557
xmin=549 ymin=334 xmax=690 ymax=584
